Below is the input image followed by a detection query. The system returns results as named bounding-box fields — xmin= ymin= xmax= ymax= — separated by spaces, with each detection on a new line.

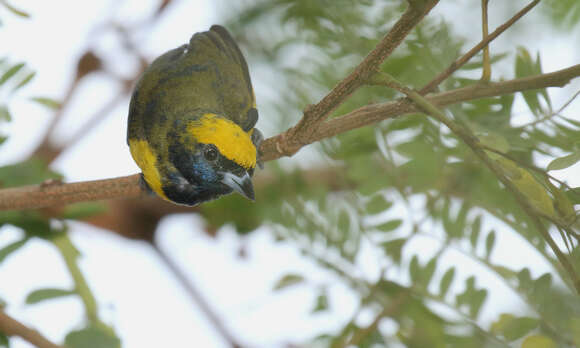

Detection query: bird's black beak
xmin=221 ymin=172 xmax=255 ymax=201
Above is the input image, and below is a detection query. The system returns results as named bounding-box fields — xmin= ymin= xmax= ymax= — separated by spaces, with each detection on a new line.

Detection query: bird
xmin=127 ymin=25 xmax=262 ymax=206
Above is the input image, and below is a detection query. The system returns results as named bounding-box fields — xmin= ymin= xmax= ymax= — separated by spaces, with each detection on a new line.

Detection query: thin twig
xmin=52 ymin=232 xmax=102 ymax=325
xmin=0 ymin=309 xmax=64 ymax=348
xmin=150 ymin=241 xmax=245 ymax=348
xmin=480 ymin=0 xmax=491 ymax=82
xmin=517 ymin=88 xmax=580 ymax=129
xmin=419 ymin=0 xmax=540 ymax=94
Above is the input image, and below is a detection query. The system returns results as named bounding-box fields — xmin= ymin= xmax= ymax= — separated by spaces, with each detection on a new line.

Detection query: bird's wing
xmin=189 ymin=25 xmax=258 ymax=132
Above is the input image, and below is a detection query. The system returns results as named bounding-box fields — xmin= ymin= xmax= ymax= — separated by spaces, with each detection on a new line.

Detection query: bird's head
xmin=167 ymin=113 xmax=256 ymax=204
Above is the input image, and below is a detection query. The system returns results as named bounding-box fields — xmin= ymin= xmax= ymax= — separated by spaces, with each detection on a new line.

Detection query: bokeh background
xmin=1 ymin=1 xmax=580 ymax=347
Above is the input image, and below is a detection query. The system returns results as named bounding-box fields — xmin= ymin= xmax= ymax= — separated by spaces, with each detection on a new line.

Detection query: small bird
xmin=127 ymin=25 xmax=262 ymax=206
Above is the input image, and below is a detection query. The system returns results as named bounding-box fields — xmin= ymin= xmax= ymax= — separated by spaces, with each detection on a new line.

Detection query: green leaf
xmin=491 ymin=314 xmax=539 ymax=342
xmin=532 ymin=273 xmax=552 ymax=298
xmin=477 ymin=132 xmax=510 ymax=154
xmin=0 ymin=1 xmax=30 ymax=18
xmin=65 ymin=326 xmax=121 ymax=348
xmin=515 ymin=48 xmax=549 ymax=116
xmin=62 ymin=202 xmax=107 ymax=220
xmin=0 ymin=211 xmax=51 ymax=238
xmin=377 ymin=219 xmax=402 ymax=232
xmin=571 ymin=317 xmax=580 ymax=346
xmin=408 ymin=255 xmax=437 ymax=288
xmin=484 ymin=230 xmax=496 ymax=259
xmin=565 ymin=187 xmax=580 ymax=205
xmin=470 ymin=288 xmax=487 ymax=318
xmin=312 ymin=292 xmax=328 ymax=313
xmin=381 ymin=238 xmax=407 ymax=264
xmin=365 ymin=194 xmax=393 ymax=215
xmin=0 ymin=238 xmax=28 ymax=263
xmin=421 ymin=257 xmax=437 ymax=287
xmin=491 ymin=265 xmax=517 ymax=280
xmin=543 ymin=0 xmax=580 ymax=29
xmin=0 ymin=105 xmax=10 ymax=122
xmin=496 ymin=157 xmax=555 ymax=217
xmin=273 ymin=274 xmax=305 ymax=291
xmin=25 ymin=288 xmax=76 ymax=304
xmin=409 ymin=255 xmax=421 ymax=284
xmin=0 ymin=62 xmax=25 ymax=86
xmin=517 ymin=268 xmax=533 ymax=290
xmin=547 ymin=152 xmax=580 ymax=171
xmin=439 ymin=267 xmax=455 ymax=297
xmin=0 ymin=332 xmax=8 ymax=348
xmin=535 ymin=53 xmax=552 ymax=111
xmin=456 ymin=276 xmax=487 ymax=318
xmin=30 ymin=97 xmax=61 ymax=110
xmin=444 ymin=202 xmax=470 ymax=239
xmin=12 ymin=71 xmax=35 ymax=92
xmin=521 ymin=334 xmax=556 ymax=348
xmin=469 ymin=216 xmax=481 ymax=249
xmin=546 ymin=180 xmax=576 ymax=225
xmin=0 ymin=158 xmax=62 ymax=188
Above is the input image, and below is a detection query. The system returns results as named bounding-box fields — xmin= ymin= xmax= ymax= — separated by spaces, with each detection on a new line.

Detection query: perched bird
xmin=127 ymin=25 xmax=262 ymax=206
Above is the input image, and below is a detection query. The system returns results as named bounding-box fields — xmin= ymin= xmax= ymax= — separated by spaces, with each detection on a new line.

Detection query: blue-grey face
xmin=164 ymin=141 xmax=254 ymax=206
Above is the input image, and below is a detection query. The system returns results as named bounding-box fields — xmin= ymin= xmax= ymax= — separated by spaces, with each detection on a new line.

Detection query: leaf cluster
xmin=219 ymin=0 xmax=580 ymax=346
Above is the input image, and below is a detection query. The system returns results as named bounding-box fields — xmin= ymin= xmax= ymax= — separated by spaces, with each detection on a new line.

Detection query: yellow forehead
xmin=188 ymin=113 xmax=256 ymax=169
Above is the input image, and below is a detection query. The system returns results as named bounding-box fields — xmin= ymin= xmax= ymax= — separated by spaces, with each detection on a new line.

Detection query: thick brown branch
xmin=0 ymin=174 xmax=143 ymax=210
xmin=0 ymin=309 xmax=64 ymax=348
xmin=1 ymin=65 xmax=578 ymax=211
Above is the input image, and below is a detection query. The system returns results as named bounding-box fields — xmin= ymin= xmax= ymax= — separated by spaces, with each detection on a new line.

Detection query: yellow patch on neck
xmin=188 ymin=113 xmax=256 ymax=169
xmin=128 ymin=139 xmax=167 ymax=200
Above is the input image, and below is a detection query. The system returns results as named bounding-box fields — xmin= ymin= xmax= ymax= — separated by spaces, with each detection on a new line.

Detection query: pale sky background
xmin=0 ymin=1 xmax=579 ymax=348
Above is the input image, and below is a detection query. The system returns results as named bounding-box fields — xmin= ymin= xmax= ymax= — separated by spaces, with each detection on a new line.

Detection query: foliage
xmin=218 ymin=0 xmax=580 ymax=347
xmin=1 ymin=0 xmax=580 ymax=347
xmin=0 ymin=19 xmax=118 ymax=346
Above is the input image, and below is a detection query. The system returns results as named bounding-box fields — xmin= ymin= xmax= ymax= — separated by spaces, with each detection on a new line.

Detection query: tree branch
xmin=0 ymin=64 xmax=578 ymax=211
xmin=0 ymin=174 xmax=143 ymax=210
xmin=261 ymin=63 xmax=580 ymax=161
xmin=0 ymin=309 xmax=64 ymax=348
xmin=278 ymin=0 xmax=440 ymax=156
xmin=372 ymin=71 xmax=580 ymax=294
xmin=52 ymin=233 xmax=102 ymax=325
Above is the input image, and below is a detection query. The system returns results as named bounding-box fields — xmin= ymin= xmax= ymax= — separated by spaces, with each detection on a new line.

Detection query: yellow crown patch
xmin=188 ymin=113 xmax=257 ymax=169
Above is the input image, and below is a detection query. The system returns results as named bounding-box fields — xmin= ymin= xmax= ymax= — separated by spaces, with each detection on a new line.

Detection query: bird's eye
xmin=203 ymin=145 xmax=218 ymax=161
